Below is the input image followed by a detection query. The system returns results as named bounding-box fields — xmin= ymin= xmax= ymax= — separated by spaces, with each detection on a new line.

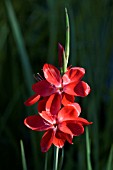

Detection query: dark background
xmin=0 ymin=0 xmax=113 ymax=169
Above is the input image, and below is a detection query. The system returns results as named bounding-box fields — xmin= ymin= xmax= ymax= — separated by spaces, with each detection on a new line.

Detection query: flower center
xmin=58 ymin=82 xmax=63 ymax=93
xmin=54 ymin=123 xmax=58 ymax=128
xmin=59 ymin=86 xmax=63 ymax=92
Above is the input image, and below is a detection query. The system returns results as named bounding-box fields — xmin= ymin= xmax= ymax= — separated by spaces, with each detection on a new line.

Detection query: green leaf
xmin=20 ymin=140 xmax=27 ymax=170
xmin=86 ymin=127 xmax=92 ymax=170
xmin=62 ymin=8 xmax=70 ymax=73
xmin=44 ymin=152 xmax=48 ymax=170
xmin=65 ymin=8 xmax=70 ymax=64
xmin=106 ymin=145 xmax=113 ymax=170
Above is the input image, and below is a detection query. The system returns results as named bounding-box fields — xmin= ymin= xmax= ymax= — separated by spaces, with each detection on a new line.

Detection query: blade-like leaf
xmin=106 ymin=144 xmax=113 ymax=170
xmin=86 ymin=127 xmax=92 ymax=170
xmin=20 ymin=140 xmax=27 ymax=170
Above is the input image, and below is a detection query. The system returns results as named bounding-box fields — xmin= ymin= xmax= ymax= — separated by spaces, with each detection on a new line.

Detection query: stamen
xmin=37 ymin=73 xmax=44 ymax=80
xmin=33 ymin=73 xmax=44 ymax=81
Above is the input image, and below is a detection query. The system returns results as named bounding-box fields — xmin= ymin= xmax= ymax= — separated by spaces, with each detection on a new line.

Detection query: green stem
xmin=59 ymin=148 xmax=64 ymax=170
xmin=86 ymin=127 xmax=92 ymax=170
xmin=65 ymin=8 xmax=70 ymax=66
xmin=53 ymin=146 xmax=59 ymax=170
xmin=106 ymin=144 xmax=113 ymax=170
xmin=20 ymin=140 xmax=27 ymax=170
xmin=62 ymin=8 xmax=70 ymax=74
xmin=44 ymin=152 xmax=48 ymax=170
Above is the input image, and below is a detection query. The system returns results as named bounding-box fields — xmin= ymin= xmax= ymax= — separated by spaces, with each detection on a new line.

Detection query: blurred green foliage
xmin=0 ymin=0 xmax=113 ymax=169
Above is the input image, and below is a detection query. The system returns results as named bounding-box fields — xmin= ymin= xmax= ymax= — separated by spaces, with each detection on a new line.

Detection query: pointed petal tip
xmin=24 ymin=94 xmax=40 ymax=106
xmin=84 ymin=83 xmax=91 ymax=96
xmin=58 ymin=43 xmax=64 ymax=50
xmin=40 ymin=130 xmax=54 ymax=153
xmin=89 ymin=122 xmax=93 ymax=125
xmin=41 ymin=147 xmax=48 ymax=153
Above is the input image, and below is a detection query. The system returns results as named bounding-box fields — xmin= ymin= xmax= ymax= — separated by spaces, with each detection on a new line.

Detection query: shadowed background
xmin=0 ymin=0 xmax=113 ymax=170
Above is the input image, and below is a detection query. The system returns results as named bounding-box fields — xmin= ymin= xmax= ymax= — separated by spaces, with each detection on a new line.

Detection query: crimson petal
xmin=24 ymin=115 xmax=52 ymax=131
xmin=63 ymin=67 xmax=85 ymax=85
xmin=58 ymin=121 xmax=73 ymax=135
xmin=74 ymin=81 xmax=91 ymax=97
xmin=58 ymin=104 xmax=81 ymax=123
xmin=52 ymin=131 xmax=66 ymax=148
xmin=41 ymin=129 xmax=55 ymax=152
xmin=24 ymin=94 xmax=40 ymax=106
xmin=55 ymin=130 xmax=73 ymax=144
xmin=67 ymin=103 xmax=81 ymax=116
xmin=66 ymin=134 xmax=73 ymax=144
xmin=46 ymin=93 xmax=61 ymax=115
xmin=67 ymin=122 xmax=84 ymax=136
xmin=39 ymin=111 xmax=56 ymax=124
xmin=43 ymin=64 xmax=61 ymax=87
xmin=62 ymin=93 xmax=74 ymax=106
xmin=64 ymin=81 xmax=90 ymax=97
xmin=77 ymin=117 xmax=93 ymax=125
xmin=59 ymin=121 xmax=84 ymax=136
xmin=58 ymin=43 xmax=64 ymax=68
xmin=38 ymin=97 xmax=48 ymax=112
xmin=32 ymin=80 xmax=57 ymax=97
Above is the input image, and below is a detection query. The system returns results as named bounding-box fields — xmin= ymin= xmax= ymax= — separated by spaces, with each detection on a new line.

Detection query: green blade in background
xmin=65 ymin=8 xmax=70 ymax=63
xmin=86 ymin=127 xmax=92 ymax=170
xmin=4 ymin=0 xmax=33 ymax=92
xmin=106 ymin=145 xmax=113 ymax=170
xmin=20 ymin=140 xmax=27 ymax=170
xmin=4 ymin=0 xmax=38 ymax=169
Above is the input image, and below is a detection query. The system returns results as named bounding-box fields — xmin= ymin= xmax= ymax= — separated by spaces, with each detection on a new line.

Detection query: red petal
xmin=67 ymin=103 xmax=81 ymax=116
xmin=41 ymin=129 xmax=55 ymax=152
xmin=63 ymin=82 xmax=76 ymax=95
xmin=38 ymin=97 xmax=48 ymax=112
xmin=24 ymin=94 xmax=40 ymax=106
xmin=43 ymin=64 xmax=61 ymax=87
xmin=24 ymin=115 xmax=52 ymax=131
xmin=77 ymin=117 xmax=93 ymax=125
xmin=62 ymin=93 xmax=74 ymax=106
xmin=55 ymin=130 xmax=73 ymax=144
xmin=58 ymin=43 xmax=64 ymax=68
xmin=67 ymin=122 xmax=84 ymax=136
xmin=52 ymin=130 xmax=66 ymax=148
xmin=63 ymin=67 xmax=85 ymax=85
xmin=39 ymin=111 xmax=56 ymax=124
xmin=46 ymin=93 xmax=61 ymax=115
xmin=66 ymin=134 xmax=73 ymax=144
xmin=58 ymin=122 xmax=73 ymax=135
xmin=59 ymin=121 xmax=84 ymax=136
xmin=32 ymin=80 xmax=57 ymax=96
xmin=64 ymin=81 xmax=90 ymax=97
xmin=74 ymin=81 xmax=91 ymax=97
xmin=58 ymin=104 xmax=81 ymax=122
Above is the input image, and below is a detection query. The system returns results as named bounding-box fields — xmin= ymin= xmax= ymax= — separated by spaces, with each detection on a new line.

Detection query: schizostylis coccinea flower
xmin=24 ymin=63 xmax=90 ymax=106
xmin=24 ymin=95 xmax=92 ymax=152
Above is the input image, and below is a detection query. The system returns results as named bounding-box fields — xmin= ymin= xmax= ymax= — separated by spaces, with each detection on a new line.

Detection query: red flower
xmin=24 ymin=96 xmax=92 ymax=152
xmin=31 ymin=64 xmax=90 ymax=105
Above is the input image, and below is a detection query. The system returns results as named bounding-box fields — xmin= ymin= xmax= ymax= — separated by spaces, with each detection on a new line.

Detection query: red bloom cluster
xmin=24 ymin=63 xmax=90 ymax=106
xmin=24 ymin=44 xmax=92 ymax=152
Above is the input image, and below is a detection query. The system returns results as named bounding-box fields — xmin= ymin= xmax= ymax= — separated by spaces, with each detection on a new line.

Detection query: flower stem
xmin=65 ymin=8 xmax=70 ymax=61
xmin=86 ymin=127 xmax=92 ymax=170
xmin=62 ymin=8 xmax=70 ymax=74
xmin=53 ymin=146 xmax=59 ymax=170
xmin=20 ymin=140 xmax=27 ymax=170
xmin=59 ymin=148 xmax=64 ymax=170
xmin=44 ymin=152 xmax=48 ymax=170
